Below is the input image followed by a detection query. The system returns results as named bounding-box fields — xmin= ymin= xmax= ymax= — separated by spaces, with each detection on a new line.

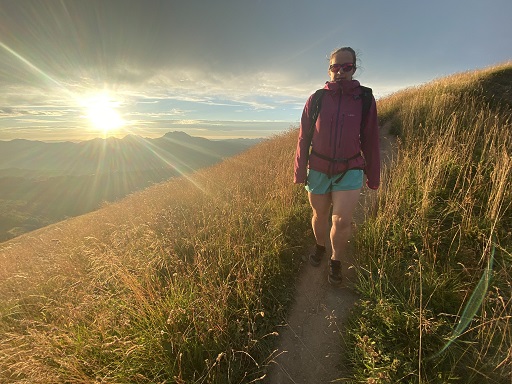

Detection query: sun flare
xmin=81 ymin=93 xmax=125 ymax=135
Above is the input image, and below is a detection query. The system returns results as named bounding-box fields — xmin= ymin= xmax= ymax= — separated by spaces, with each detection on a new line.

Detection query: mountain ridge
xmin=0 ymin=131 xmax=262 ymax=175
xmin=0 ymin=131 xmax=261 ymax=241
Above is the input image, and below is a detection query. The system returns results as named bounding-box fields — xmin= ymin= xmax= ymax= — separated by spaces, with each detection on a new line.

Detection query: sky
xmin=0 ymin=0 xmax=511 ymax=142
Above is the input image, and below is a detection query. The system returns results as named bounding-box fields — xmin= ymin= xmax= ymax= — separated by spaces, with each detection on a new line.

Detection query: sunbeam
xmin=0 ymin=40 xmax=66 ymax=89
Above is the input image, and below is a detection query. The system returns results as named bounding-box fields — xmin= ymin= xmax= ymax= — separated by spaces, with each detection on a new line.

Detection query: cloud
xmin=0 ymin=107 xmax=22 ymax=117
xmin=2 ymin=0 xmax=510 ymax=142
xmin=0 ymin=0 xmax=320 ymax=143
xmin=0 ymin=107 xmax=68 ymax=118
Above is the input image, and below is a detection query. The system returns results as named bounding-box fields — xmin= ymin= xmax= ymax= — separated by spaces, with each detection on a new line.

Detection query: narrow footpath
xmin=263 ymin=126 xmax=396 ymax=383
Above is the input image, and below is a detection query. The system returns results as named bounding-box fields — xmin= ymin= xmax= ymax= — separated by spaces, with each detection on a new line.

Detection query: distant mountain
xmin=0 ymin=131 xmax=261 ymax=176
xmin=0 ymin=132 xmax=261 ymax=241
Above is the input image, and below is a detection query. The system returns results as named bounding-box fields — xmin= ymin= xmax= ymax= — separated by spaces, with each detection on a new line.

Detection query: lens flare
xmin=81 ymin=93 xmax=125 ymax=135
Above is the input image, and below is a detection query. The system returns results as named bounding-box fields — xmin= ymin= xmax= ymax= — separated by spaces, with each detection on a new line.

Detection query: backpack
xmin=305 ymin=85 xmax=373 ymax=183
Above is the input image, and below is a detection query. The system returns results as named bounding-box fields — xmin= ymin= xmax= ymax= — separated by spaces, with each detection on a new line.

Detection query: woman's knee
xmin=331 ymin=214 xmax=351 ymax=231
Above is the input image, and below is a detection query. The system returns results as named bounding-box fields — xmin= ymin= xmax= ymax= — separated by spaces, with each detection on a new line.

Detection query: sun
xmin=81 ymin=93 xmax=125 ymax=135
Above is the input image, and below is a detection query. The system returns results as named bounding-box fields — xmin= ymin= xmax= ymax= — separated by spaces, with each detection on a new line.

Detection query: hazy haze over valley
xmin=0 ymin=131 xmax=257 ymax=242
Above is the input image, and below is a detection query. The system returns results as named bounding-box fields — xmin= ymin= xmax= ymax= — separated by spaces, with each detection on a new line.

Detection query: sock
xmin=316 ymin=244 xmax=326 ymax=253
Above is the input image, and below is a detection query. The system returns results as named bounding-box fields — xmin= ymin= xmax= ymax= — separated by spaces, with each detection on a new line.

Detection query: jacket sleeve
xmin=360 ymin=96 xmax=380 ymax=189
xmin=293 ymin=95 xmax=314 ymax=184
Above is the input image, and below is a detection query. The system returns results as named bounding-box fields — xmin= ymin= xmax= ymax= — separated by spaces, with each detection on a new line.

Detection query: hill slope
xmin=0 ymin=130 xmax=311 ymax=383
xmin=1 ymin=63 xmax=511 ymax=383
xmin=0 ymin=132 xmax=258 ymax=242
xmin=348 ymin=62 xmax=512 ymax=383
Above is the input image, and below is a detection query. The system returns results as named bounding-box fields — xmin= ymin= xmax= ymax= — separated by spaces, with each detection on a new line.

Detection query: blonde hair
xmin=329 ymin=47 xmax=357 ymax=68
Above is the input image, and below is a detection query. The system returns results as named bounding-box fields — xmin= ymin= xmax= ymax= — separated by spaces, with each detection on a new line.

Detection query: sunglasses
xmin=329 ymin=63 xmax=355 ymax=73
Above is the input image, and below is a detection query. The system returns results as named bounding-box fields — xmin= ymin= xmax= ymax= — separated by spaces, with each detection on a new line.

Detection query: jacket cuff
xmin=366 ymin=180 xmax=379 ymax=190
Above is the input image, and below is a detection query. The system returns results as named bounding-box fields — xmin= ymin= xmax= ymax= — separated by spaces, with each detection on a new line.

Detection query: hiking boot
xmin=309 ymin=244 xmax=325 ymax=267
xmin=328 ymin=259 xmax=343 ymax=285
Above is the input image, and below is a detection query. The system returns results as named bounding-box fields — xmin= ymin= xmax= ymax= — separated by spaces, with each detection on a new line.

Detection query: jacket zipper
xmin=331 ymin=91 xmax=343 ymax=176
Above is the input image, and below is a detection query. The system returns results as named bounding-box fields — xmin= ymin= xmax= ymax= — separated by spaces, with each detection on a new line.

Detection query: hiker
xmin=293 ymin=46 xmax=380 ymax=285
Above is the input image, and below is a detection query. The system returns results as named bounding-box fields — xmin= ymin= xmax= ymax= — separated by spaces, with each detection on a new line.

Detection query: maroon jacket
xmin=294 ymin=80 xmax=380 ymax=189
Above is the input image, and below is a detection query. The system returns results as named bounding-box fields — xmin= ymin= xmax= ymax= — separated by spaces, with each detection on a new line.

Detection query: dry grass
xmin=0 ymin=130 xmax=312 ymax=383
xmin=350 ymin=62 xmax=512 ymax=383
xmin=1 ymin=62 xmax=511 ymax=383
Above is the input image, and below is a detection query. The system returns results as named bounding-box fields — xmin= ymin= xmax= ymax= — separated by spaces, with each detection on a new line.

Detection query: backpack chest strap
xmin=310 ymin=150 xmax=361 ymax=163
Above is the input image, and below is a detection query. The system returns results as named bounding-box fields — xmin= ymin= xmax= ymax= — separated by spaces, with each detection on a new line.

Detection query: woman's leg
xmin=330 ymin=189 xmax=361 ymax=261
xmin=308 ymin=192 xmax=332 ymax=247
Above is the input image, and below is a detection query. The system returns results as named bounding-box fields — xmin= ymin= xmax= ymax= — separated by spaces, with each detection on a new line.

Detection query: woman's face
xmin=328 ymin=50 xmax=356 ymax=82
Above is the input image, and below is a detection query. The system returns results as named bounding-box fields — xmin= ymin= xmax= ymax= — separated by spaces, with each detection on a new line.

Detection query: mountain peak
xmin=163 ymin=131 xmax=191 ymax=138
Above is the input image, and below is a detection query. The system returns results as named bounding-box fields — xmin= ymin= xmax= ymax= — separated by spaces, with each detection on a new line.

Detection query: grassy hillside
xmin=0 ymin=133 xmax=311 ymax=383
xmin=349 ymin=62 xmax=512 ymax=383
xmin=0 ymin=168 xmax=179 ymax=242
xmin=0 ymin=63 xmax=511 ymax=383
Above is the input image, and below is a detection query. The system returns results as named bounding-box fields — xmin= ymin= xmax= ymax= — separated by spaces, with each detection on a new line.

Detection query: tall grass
xmin=349 ymin=63 xmax=512 ymax=383
xmin=0 ymin=131 xmax=312 ymax=383
xmin=2 ymin=63 xmax=511 ymax=383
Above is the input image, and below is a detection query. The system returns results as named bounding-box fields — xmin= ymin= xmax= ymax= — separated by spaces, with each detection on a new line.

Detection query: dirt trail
xmin=263 ymin=127 xmax=396 ymax=383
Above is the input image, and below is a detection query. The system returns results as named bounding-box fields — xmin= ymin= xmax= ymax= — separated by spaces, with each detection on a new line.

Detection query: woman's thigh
xmin=308 ymin=192 xmax=332 ymax=217
xmin=331 ymin=189 xmax=361 ymax=219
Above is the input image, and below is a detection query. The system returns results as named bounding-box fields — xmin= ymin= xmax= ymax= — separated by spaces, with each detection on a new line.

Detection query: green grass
xmin=348 ymin=62 xmax=512 ymax=383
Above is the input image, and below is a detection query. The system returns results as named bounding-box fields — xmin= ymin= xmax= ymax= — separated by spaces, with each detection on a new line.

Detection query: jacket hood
xmin=323 ymin=79 xmax=361 ymax=94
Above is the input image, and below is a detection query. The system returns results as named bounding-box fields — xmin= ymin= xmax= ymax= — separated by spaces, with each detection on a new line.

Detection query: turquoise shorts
xmin=305 ymin=169 xmax=363 ymax=194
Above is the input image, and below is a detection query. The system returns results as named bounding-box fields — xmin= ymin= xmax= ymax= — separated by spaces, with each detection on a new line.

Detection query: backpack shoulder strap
xmin=359 ymin=86 xmax=373 ymax=130
xmin=308 ymin=89 xmax=326 ymax=146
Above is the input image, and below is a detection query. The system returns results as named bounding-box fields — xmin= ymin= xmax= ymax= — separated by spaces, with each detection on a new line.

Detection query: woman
xmin=294 ymin=46 xmax=380 ymax=285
